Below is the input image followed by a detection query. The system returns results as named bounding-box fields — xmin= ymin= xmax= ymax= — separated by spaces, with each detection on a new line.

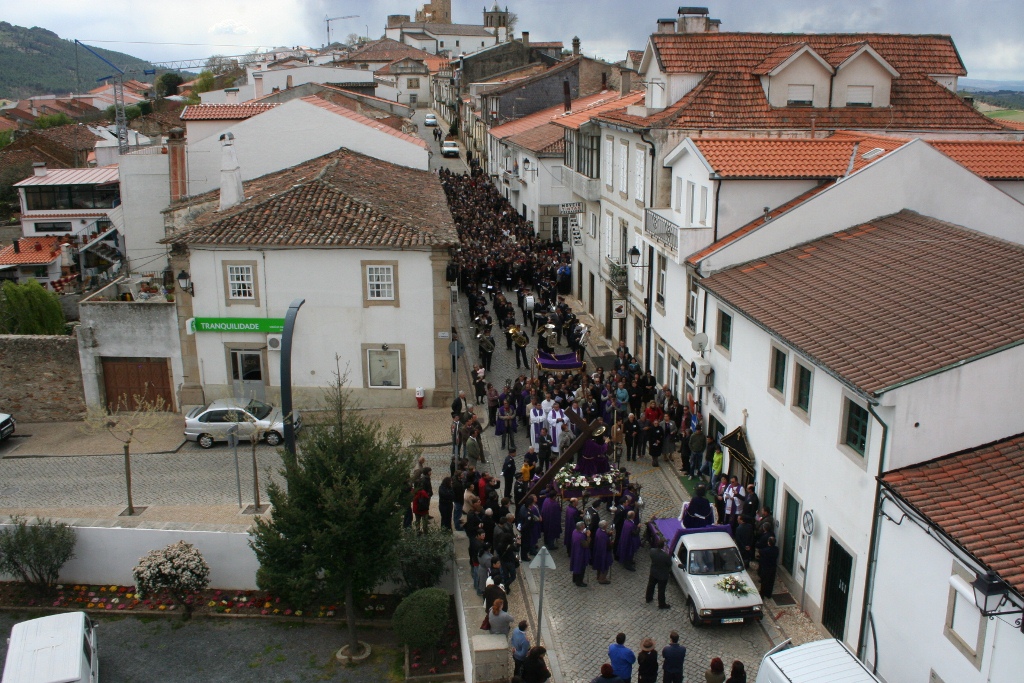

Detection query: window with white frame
xmin=669 ymin=358 xmax=681 ymax=397
xmin=685 ymin=181 xmax=695 ymax=226
xmin=604 ymin=137 xmax=613 ymax=186
xmin=769 ymin=346 xmax=787 ymax=396
xmin=589 ymin=212 xmax=597 ymax=238
xmin=655 ymin=342 xmax=666 ymax=385
xmin=227 ymin=264 xmax=254 ymax=300
xmin=363 ymin=262 xmax=398 ymax=305
xmin=793 ymin=362 xmax=812 ymax=414
xmin=944 ymin=562 xmax=987 ymax=667
xmin=685 ymin=273 xmax=699 ymax=330
xmin=699 ymin=185 xmax=709 ymax=225
xmin=634 ymin=148 xmax=645 ymax=201
xmin=633 ymin=235 xmax=644 ymax=284
xmin=846 ymin=85 xmax=873 ymax=107
xmin=655 ymin=252 xmax=667 ymax=307
xmin=604 ymin=213 xmax=613 ymax=257
xmin=841 ymin=397 xmax=869 ymax=456
xmin=619 ymin=141 xmax=629 ymax=195
xmin=674 ymin=176 xmax=683 ymax=212
xmin=787 ymin=84 xmax=814 ymax=106
xmin=716 ymin=309 xmax=732 ymax=352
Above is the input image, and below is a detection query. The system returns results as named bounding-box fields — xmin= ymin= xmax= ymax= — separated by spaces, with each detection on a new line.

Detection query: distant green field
xmin=987 ymin=109 xmax=1024 ymax=121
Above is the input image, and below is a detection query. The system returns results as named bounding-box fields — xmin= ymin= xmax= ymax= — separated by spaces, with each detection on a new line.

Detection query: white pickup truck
xmin=649 ymin=517 xmax=764 ymax=627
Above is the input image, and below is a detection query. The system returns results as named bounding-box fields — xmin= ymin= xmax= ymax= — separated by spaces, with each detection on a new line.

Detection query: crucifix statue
xmin=524 ymin=408 xmax=609 ymax=501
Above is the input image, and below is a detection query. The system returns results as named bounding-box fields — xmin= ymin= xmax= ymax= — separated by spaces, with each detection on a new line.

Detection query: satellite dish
xmin=691 ymin=332 xmax=708 ymax=353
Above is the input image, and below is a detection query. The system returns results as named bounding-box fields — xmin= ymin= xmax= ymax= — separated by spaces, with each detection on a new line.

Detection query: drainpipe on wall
xmin=712 ymin=177 xmax=722 ymax=243
xmin=857 ymin=399 xmax=890 ymax=672
xmin=639 ymin=128 xmax=656 ymax=371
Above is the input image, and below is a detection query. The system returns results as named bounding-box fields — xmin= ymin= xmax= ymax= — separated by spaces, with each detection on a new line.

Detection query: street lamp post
xmin=628 ymin=244 xmax=655 ymax=373
xmin=280 ymin=298 xmax=305 ymax=456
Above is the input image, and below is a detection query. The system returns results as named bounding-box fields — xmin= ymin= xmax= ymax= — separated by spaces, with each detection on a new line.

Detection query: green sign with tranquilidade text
xmin=190 ymin=317 xmax=285 ymax=333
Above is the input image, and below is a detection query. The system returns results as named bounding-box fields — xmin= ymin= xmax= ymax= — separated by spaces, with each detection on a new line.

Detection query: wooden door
xmin=782 ymin=491 xmax=800 ymax=573
xmin=101 ymin=357 xmax=174 ymax=412
xmin=822 ymin=537 xmax=853 ymax=640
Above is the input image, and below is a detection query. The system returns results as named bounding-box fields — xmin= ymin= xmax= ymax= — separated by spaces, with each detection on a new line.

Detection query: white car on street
xmin=441 ymin=140 xmax=460 ymax=158
xmin=424 ymin=113 xmax=438 ymax=126
xmin=184 ymin=398 xmax=300 ymax=448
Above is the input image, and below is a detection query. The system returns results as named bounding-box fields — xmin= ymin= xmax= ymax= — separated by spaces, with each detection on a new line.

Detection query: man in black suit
xmin=451 ymin=390 xmax=469 ymax=420
xmin=645 ymin=538 xmax=672 ymax=609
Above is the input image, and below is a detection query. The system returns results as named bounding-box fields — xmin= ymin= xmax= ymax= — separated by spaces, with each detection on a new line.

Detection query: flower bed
xmin=0 ymin=582 xmax=400 ymax=621
xmin=405 ymin=596 xmax=462 ymax=681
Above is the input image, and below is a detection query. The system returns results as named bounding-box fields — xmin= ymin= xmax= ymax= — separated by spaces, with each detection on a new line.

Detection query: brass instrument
xmin=509 ymin=325 xmax=528 ymax=348
xmin=477 ymin=332 xmax=495 ymax=353
xmin=542 ymin=323 xmax=558 ymax=345
xmin=591 ymin=424 xmax=607 ymax=437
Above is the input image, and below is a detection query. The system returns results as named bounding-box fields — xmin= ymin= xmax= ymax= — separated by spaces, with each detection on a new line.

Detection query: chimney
xmin=677 ymin=6 xmax=712 ymax=33
xmin=619 ymin=68 xmax=632 ymax=97
xmin=708 ymin=18 xmax=721 ymax=32
xmin=218 ymin=132 xmax=244 ymax=212
xmin=224 ymin=88 xmax=239 ymax=103
xmin=253 ymin=73 xmax=264 ymax=99
xmin=657 ymin=18 xmax=676 ymax=33
xmin=286 ymin=74 xmax=294 ymax=89
xmin=12 ymin=239 xmax=19 ymax=254
xmin=521 ymin=31 xmax=529 ymax=48
xmin=32 ymin=162 xmax=47 ymax=177
xmin=167 ymin=128 xmax=187 ymax=202
xmin=572 ymin=36 xmax=580 ymax=56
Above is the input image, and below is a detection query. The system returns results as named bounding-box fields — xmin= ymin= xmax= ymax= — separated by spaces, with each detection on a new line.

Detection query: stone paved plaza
xmin=448 ymin=291 xmax=771 ymax=682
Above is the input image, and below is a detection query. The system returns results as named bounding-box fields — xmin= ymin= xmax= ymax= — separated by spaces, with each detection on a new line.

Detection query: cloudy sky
xmin=5 ymin=0 xmax=1022 ymax=81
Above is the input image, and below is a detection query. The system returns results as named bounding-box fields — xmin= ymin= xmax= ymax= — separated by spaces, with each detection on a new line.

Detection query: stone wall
xmin=0 ymin=334 xmax=85 ymax=421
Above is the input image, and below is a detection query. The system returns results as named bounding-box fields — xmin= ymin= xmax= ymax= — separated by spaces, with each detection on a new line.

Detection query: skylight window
xmin=861 ymin=147 xmax=885 ymax=160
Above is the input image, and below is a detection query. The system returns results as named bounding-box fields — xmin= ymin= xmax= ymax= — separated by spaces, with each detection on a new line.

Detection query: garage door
xmin=101 ymin=357 xmax=175 ymax=412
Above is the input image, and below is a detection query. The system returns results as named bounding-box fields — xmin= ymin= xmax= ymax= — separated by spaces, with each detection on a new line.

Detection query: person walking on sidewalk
xmin=502 ymin=449 xmax=518 ymax=499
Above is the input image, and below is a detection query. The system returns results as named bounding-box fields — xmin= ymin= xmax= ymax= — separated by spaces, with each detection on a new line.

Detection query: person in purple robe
xmin=617 ymin=511 xmax=641 ymax=571
xmin=496 ymin=399 xmax=518 ymax=451
xmin=591 ymin=520 xmax=614 ymax=584
xmin=576 ymin=437 xmax=611 ymax=477
xmin=570 ymin=521 xmax=592 ymax=587
xmin=564 ymin=498 xmax=580 ymax=553
xmin=541 ymin=492 xmax=562 ymax=549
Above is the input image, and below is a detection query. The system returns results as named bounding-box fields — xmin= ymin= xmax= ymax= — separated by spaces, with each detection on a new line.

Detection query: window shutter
xmin=618 ymin=143 xmax=628 ymax=194
xmin=603 ymin=213 xmax=612 ymax=258
xmin=787 ymin=84 xmax=814 ymax=105
xmin=634 ymin=149 xmax=645 ymax=202
xmin=604 ymin=138 xmax=613 ymax=184
xmin=846 ymin=85 xmax=873 ymax=106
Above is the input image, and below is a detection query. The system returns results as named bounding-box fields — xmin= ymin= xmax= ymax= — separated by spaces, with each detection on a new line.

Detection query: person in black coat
xmin=521 ymin=646 xmax=552 ymax=683
xmin=645 ymin=539 xmax=672 ymax=609
xmin=648 ymin=419 xmax=665 ymax=467
xmin=438 ymin=477 xmax=455 ymax=530
xmin=757 ymin=536 xmax=779 ymax=599
xmin=734 ymin=515 xmax=755 ymax=568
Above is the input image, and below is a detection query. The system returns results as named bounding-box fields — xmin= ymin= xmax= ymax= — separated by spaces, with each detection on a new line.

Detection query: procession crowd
xmin=406 ymin=169 xmax=773 ymax=682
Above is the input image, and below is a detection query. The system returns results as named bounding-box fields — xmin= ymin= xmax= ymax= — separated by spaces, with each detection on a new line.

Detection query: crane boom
xmin=75 ymin=40 xmax=130 ymax=154
xmin=325 ymin=15 xmax=359 ymax=47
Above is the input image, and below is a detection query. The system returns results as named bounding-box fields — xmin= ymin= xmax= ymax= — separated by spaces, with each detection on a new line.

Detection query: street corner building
xmin=154 ymin=147 xmax=459 ymax=410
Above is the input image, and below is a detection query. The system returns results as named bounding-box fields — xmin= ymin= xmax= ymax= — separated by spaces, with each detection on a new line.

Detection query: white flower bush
xmin=552 ymin=464 xmax=625 ymax=491
xmin=133 ymin=541 xmax=211 ymax=615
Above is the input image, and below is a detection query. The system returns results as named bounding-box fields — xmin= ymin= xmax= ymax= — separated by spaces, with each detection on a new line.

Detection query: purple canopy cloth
xmin=591 ymin=528 xmax=613 ymax=572
xmin=576 ymin=439 xmax=611 ymax=476
xmin=617 ymin=518 xmax=641 ymax=565
xmin=570 ymin=528 xmax=591 ymax=574
xmin=564 ymin=505 xmax=579 ymax=548
xmin=541 ymin=495 xmax=562 ymax=547
xmin=535 ymin=351 xmax=583 ymax=371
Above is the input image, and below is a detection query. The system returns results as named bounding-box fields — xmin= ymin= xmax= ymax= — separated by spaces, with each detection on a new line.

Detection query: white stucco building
xmin=163 ymin=147 xmax=458 ymax=409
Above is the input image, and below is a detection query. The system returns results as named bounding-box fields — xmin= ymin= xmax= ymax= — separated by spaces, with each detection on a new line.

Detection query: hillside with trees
xmin=0 ymin=22 xmax=155 ymax=99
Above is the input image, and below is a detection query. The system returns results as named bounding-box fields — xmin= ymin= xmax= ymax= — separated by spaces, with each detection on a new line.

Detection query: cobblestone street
xmin=445 ymin=288 xmax=771 ymax=682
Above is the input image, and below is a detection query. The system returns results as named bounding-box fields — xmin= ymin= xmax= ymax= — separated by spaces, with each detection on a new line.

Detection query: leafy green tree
xmin=124 ymin=104 xmax=142 ymax=120
xmin=0 ymin=130 xmax=12 ymax=149
xmin=0 ymin=516 xmax=77 ymax=595
xmin=155 ymin=72 xmax=184 ymax=97
xmin=249 ymin=372 xmax=416 ymax=657
xmin=392 ymin=588 xmax=450 ymax=651
xmin=0 ymin=279 xmax=66 ymax=334
xmin=33 ymin=112 xmax=73 ymax=129
xmin=392 ymin=528 xmax=454 ymax=595
xmin=193 ymin=70 xmax=216 ymax=95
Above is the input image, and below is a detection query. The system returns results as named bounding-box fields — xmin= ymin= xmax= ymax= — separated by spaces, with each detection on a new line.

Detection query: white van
xmin=755 ymin=638 xmax=881 ymax=683
xmin=2 ymin=611 xmax=98 ymax=683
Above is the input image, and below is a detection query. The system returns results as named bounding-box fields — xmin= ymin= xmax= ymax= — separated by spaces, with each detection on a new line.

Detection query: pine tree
xmin=249 ymin=373 xmax=416 ymax=657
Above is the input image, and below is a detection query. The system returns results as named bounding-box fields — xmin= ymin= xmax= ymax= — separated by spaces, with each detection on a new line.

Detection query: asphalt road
xmin=410 ymin=107 xmax=470 ymax=173
xmin=0 ymin=611 xmax=400 ymax=683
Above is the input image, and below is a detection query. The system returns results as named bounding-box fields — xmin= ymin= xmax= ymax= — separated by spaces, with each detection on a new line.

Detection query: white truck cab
xmin=755 ymin=638 xmax=882 ymax=683
xmin=2 ymin=611 xmax=98 ymax=683
xmin=650 ymin=518 xmax=764 ymax=627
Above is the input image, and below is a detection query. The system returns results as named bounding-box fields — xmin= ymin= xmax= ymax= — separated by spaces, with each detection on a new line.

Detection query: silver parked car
xmin=184 ymin=399 xmax=300 ymax=449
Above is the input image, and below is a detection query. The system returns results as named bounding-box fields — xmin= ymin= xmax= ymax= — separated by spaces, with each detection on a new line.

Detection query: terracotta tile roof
xmin=0 ymin=117 xmax=19 ymax=132
xmin=15 ymin=166 xmax=119 ymax=186
xmin=824 ymin=41 xmax=869 ymax=66
xmin=0 ymin=146 xmax=68 ymax=173
xmin=505 ymin=123 xmax=565 ymax=155
xmin=482 ymin=58 xmax=581 ymax=97
xmin=626 ymin=50 xmax=645 ymax=70
xmin=397 ymin=22 xmax=495 ymax=37
xmin=375 ymin=57 xmax=430 ymax=76
xmin=649 ymin=32 xmax=966 ymax=75
xmin=531 ymin=42 xmax=564 ymax=50
xmin=687 ymin=183 xmax=833 ymax=265
xmin=299 ymin=95 xmax=427 ymax=150
xmin=489 ymin=91 xmax=622 ymax=139
xmin=930 ymin=140 xmax=1024 ymax=179
xmin=165 ymin=149 xmax=457 ymax=249
xmin=0 ymin=237 xmax=62 ymax=266
xmin=343 ymin=38 xmax=434 ymax=64
xmin=883 ymin=433 xmax=1024 ymax=596
xmin=553 ymin=90 xmax=645 ymax=130
xmin=596 ymin=73 xmax=1002 ymax=132
xmin=31 ymin=125 xmax=104 ymax=152
xmin=997 ymin=118 xmax=1024 ymax=131
xmin=691 ymin=137 xmax=901 ymax=178
xmin=751 ymin=42 xmax=807 ymax=75
xmin=700 ymin=210 xmax=1024 ymax=395
xmin=180 ymin=103 xmax=279 ymax=121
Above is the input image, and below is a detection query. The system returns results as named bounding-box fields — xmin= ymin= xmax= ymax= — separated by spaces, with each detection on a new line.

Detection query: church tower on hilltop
xmin=415 ymin=0 xmax=452 ymax=23
xmin=483 ymin=3 xmax=509 ymax=40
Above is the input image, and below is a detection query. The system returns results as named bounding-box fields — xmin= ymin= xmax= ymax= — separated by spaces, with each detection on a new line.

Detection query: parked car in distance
xmin=0 ymin=411 xmax=14 ymax=441
xmin=441 ymin=140 xmax=460 ymax=157
xmin=756 ymin=638 xmax=882 ymax=683
xmin=184 ymin=398 xmax=300 ymax=449
xmin=2 ymin=611 xmax=98 ymax=683
xmin=650 ymin=518 xmax=764 ymax=627
xmin=424 ymin=113 xmax=438 ymax=126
